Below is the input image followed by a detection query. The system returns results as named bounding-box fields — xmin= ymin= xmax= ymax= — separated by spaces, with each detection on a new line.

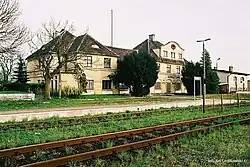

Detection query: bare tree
xmin=0 ymin=0 xmax=29 ymax=54
xmin=28 ymin=19 xmax=87 ymax=99
xmin=0 ymin=53 xmax=19 ymax=83
xmin=0 ymin=0 xmax=29 ymax=83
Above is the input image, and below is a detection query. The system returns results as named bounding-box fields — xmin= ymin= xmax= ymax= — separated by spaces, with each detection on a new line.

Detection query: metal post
xmin=111 ymin=9 xmax=114 ymax=47
xmin=197 ymin=38 xmax=211 ymax=113
xmin=220 ymin=94 xmax=223 ymax=112
xmin=202 ymin=42 xmax=206 ymax=113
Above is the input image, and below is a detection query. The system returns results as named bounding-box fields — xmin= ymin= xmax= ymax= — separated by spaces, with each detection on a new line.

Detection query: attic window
xmin=91 ymin=44 xmax=99 ymax=49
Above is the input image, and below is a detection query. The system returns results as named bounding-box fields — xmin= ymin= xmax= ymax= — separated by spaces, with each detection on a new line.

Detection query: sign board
xmin=194 ymin=76 xmax=202 ymax=100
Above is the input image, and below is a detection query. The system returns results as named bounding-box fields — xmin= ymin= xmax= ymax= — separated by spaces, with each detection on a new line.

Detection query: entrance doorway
xmin=166 ymin=83 xmax=171 ymax=93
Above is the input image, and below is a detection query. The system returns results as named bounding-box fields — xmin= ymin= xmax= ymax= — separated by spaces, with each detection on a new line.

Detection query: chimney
xmin=149 ymin=34 xmax=155 ymax=41
xmin=229 ymin=66 xmax=233 ymax=73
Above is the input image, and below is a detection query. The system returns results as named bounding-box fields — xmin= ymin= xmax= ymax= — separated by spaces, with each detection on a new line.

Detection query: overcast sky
xmin=19 ymin=0 xmax=250 ymax=73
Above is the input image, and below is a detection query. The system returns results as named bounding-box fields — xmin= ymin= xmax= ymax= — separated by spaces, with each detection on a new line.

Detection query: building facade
xmin=134 ymin=34 xmax=186 ymax=94
xmin=27 ymin=32 xmax=186 ymax=95
xmin=215 ymin=66 xmax=249 ymax=93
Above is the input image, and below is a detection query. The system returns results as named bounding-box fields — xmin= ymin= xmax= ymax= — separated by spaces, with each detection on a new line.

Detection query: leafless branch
xmin=0 ymin=0 xmax=29 ymax=55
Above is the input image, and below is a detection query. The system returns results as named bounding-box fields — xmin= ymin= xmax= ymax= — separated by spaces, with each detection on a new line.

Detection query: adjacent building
xmin=215 ymin=66 xmax=249 ymax=93
xmin=134 ymin=34 xmax=186 ymax=94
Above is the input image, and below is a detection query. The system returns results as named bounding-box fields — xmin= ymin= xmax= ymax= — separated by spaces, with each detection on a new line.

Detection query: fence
xmin=193 ymin=93 xmax=250 ymax=112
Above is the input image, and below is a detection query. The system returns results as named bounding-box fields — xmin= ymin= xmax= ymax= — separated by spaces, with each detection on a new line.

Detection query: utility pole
xmin=197 ymin=38 xmax=211 ymax=113
xmin=111 ymin=9 xmax=114 ymax=47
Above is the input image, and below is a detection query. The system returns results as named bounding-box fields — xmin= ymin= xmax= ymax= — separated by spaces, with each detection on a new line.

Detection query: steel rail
xmin=1 ymin=111 xmax=249 ymax=157
xmin=21 ymin=118 xmax=250 ymax=167
xmin=0 ymin=102 xmax=247 ymax=131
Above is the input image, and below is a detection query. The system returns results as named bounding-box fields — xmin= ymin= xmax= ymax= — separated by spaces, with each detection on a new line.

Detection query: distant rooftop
xmin=214 ymin=69 xmax=250 ymax=76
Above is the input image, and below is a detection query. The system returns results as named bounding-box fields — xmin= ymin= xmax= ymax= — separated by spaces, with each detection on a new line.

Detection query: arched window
xmin=240 ymin=77 xmax=244 ymax=83
xmin=233 ymin=76 xmax=237 ymax=82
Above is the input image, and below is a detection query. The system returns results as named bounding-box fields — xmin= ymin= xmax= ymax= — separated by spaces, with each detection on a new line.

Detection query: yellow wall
xmin=27 ymin=43 xmax=187 ymax=95
xmin=151 ymin=41 xmax=186 ymax=94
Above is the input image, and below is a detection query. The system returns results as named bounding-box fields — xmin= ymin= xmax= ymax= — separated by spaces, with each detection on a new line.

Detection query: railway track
xmin=0 ymin=111 xmax=249 ymax=167
xmin=0 ymin=102 xmax=247 ymax=131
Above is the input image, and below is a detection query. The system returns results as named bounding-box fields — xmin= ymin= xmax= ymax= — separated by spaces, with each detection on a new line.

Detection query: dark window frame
xmin=167 ymin=65 xmax=171 ymax=73
xmin=85 ymin=56 xmax=92 ymax=67
xmin=178 ymin=53 xmax=182 ymax=59
xmin=163 ymin=51 xmax=168 ymax=57
xmin=171 ymin=52 xmax=175 ymax=58
xmin=87 ymin=80 xmax=94 ymax=90
xmin=176 ymin=66 xmax=181 ymax=74
xmin=102 ymin=80 xmax=112 ymax=89
xmin=155 ymin=82 xmax=161 ymax=89
xmin=104 ymin=58 xmax=111 ymax=68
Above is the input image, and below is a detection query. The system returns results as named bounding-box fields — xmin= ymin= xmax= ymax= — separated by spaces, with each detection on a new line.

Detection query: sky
xmin=19 ymin=0 xmax=250 ymax=73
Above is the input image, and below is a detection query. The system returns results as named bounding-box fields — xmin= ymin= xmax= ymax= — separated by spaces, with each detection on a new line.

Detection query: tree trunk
xmin=58 ymin=70 xmax=62 ymax=98
xmin=44 ymin=76 xmax=51 ymax=100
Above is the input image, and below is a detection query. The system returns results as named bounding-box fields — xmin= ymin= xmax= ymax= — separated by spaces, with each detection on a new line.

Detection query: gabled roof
xmin=68 ymin=34 xmax=117 ymax=56
xmin=214 ymin=69 xmax=250 ymax=76
xmin=26 ymin=30 xmax=76 ymax=60
xmin=165 ymin=41 xmax=185 ymax=51
xmin=105 ymin=46 xmax=134 ymax=56
xmin=26 ymin=31 xmax=117 ymax=60
xmin=133 ymin=39 xmax=163 ymax=51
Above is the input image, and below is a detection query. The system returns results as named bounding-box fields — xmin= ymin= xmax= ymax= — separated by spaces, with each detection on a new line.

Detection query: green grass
xmin=0 ymin=96 xmax=192 ymax=111
xmin=90 ymin=125 xmax=249 ymax=167
xmin=0 ymin=105 xmax=250 ymax=149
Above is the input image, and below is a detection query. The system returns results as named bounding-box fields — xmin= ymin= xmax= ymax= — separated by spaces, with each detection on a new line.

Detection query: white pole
xmin=111 ymin=9 xmax=114 ymax=47
xmin=194 ymin=77 xmax=196 ymax=100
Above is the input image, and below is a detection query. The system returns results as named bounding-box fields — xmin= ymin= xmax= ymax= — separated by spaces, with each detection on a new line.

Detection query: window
xmin=155 ymin=82 xmax=161 ymax=89
xmin=176 ymin=66 xmax=181 ymax=74
xmin=171 ymin=52 xmax=175 ymax=58
xmin=102 ymin=80 xmax=111 ymax=89
xmin=38 ymin=80 xmax=40 ymax=83
xmin=241 ymin=77 xmax=244 ymax=83
xmin=163 ymin=51 xmax=168 ymax=57
xmin=178 ymin=53 xmax=182 ymax=59
xmin=104 ymin=58 xmax=111 ymax=68
xmin=167 ymin=65 xmax=171 ymax=73
xmin=87 ymin=80 xmax=94 ymax=90
xmin=175 ymin=83 xmax=181 ymax=91
xmin=85 ymin=56 xmax=92 ymax=67
xmin=233 ymin=76 xmax=237 ymax=82
xmin=41 ymin=80 xmax=45 ymax=83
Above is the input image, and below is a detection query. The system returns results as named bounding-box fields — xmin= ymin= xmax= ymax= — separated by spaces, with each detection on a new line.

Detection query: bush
xmin=2 ymin=83 xmax=28 ymax=92
xmin=27 ymin=83 xmax=45 ymax=95
xmin=62 ymin=86 xmax=83 ymax=98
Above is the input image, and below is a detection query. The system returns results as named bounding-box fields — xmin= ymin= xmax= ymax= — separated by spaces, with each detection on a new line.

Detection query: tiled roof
xmin=133 ymin=39 xmax=163 ymax=51
xmin=26 ymin=30 xmax=75 ymax=60
xmin=26 ymin=31 xmax=117 ymax=60
xmin=105 ymin=46 xmax=134 ymax=56
xmin=68 ymin=34 xmax=117 ymax=56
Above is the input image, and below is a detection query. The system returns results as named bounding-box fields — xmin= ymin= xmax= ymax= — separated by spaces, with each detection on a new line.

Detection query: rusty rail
xmin=1 ymin=111 xmax=249 ymax=157
xmin=21 ymin=118 xmax=250 ymax=167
